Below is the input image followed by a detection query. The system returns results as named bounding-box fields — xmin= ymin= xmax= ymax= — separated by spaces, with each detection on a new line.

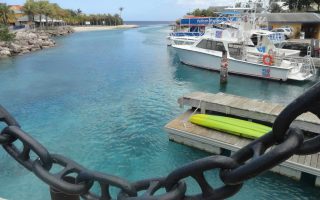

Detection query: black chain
xmin=1 ymin=81 xmax=320 ymax=200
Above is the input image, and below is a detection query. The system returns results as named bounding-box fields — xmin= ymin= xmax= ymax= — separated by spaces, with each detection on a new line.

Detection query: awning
xmin=180 ymin=17 xmax=239 ymax=26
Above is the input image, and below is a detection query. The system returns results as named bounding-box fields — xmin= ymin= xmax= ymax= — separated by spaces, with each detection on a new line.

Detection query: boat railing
xmin=287 ymin=55 xmax=316 ymax=76
xmin=244 ymin=52 xmax=315 ymax=76
xmin=246 ymin=52 xmax=285 ymax=67
xmin=170 ymin=32 xmax=204 ymax=37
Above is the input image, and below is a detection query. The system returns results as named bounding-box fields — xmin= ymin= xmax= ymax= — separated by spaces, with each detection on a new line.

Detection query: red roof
xmin=9 ymin=5 xmax=24 ymax=10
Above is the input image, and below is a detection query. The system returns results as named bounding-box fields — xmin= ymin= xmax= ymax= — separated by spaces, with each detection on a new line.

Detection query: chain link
xmin=165 ymin=156 xmax=242 ymax=200
xmin=33 ymin=154 xmax=92 ymax=195
xmin=1 ymin=82 xmax=320 ymax=199
xmin=77 ymin=170 xmax=137 ymax=199
xmin=2 ymin=126 xmax=53 ymax=171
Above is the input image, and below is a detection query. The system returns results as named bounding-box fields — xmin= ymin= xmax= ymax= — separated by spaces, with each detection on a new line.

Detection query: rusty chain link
xmin=1 ymin=81 xmax=320 ymax=199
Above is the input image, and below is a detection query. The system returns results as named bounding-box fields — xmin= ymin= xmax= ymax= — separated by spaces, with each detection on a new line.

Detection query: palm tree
xmin=0 ymin=3 xmax=14 ymax=25
xmin=37 ymin=1 xmax=50 ymax=28
xmin=42 ymin=2 xmax=52 ymax=27
xmin=23 ymin=0 xmax=37 ymax=27
xmin=119 ymin=7 xmax=124 ymax=18
xmin=76 ymin=8 xmax=82 ymax=15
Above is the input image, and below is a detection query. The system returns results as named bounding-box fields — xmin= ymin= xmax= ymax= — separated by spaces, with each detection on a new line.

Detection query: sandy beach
xmin=72 ymin=25 xmax=139 ymax=32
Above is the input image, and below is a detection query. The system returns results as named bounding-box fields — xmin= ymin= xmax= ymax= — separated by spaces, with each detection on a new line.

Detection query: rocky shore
xmin=0 ymin=26 xmax=74 ymax=58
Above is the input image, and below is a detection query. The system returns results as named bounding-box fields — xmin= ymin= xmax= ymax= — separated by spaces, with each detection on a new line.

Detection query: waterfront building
xmin=8 ymin=5 xmax=24 ymax=25
xmin=17 ymin=15 xmax=65 ymax=27
xmin=261 ymin=13 xmax=320 ymax=39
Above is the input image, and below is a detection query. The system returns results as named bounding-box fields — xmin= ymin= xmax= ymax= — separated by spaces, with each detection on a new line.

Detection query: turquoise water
xmin=0 ymin=25 xmax=319 ymax=199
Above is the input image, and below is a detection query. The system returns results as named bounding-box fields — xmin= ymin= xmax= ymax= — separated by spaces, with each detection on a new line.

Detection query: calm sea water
xmin=0 ymin=25 xmax=319 ymax=200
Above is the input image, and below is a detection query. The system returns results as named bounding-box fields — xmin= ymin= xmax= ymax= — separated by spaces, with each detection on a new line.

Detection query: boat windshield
xmin=196 ymin=39 xmax=226 ymax=52
xmin=228 ymin=43 xmax=243 ymax=59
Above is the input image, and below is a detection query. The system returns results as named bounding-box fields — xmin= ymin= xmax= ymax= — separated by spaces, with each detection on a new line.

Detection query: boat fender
xmin=262 ymin=54 xmax=273 ymax=66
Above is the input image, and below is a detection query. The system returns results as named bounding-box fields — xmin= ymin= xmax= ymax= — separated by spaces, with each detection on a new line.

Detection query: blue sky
xmin=5 ymin=0 xmax=235 ymax=21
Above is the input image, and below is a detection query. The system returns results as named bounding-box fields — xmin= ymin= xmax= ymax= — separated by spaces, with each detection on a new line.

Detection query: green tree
xmin=187 ymin=8 xmax=217 ymax=17
xmin=20 ymin=1 xmax=124 ymax=27
xmin=119 ymin=7 xmax=124 ymax=18
xmin=40 ymin=1 xmax=52 ymax=27
xmin=284 ymin=0 xmax=312 ymax=11
xmin=0 ymin=3 xmax=14 ymax=25
xmin=23 ymin=0 xmax=37 ymax=26
xmin=270 ymin=3 xmax=283 ymax=13
xmin=76 ymin=8 xmax=82 ymax=15
xmin=314 ymin=0 xmax=320 ymax=11
xmin=37 ymin=1 xmax=51 ymax=27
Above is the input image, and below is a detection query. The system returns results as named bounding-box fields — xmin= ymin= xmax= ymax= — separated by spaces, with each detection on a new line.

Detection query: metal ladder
xmin=304 ymin=46 xmax=316 ymax=75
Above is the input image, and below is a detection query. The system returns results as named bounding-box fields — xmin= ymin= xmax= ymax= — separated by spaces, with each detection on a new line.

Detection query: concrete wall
xmin=314 ymin=24 xmax=320 ymax=39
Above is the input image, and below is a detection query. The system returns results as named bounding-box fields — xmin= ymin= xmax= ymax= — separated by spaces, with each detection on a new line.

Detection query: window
xmin=251 ymin=34 xmax=258 ymax=46
xmin=228 ymin=43 xmax=243 ymax=59
xmin=196 ymin=39 xmax=209 ymax=49
xmin=196 ymin=39 xmax=226 ymax=52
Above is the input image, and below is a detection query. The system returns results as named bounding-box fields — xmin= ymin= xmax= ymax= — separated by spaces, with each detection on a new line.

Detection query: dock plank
xmin=304 ymin=155 xmax=312 ymax=167
xmin=178 ymin=92 xmax=320 ymax=133
xmin=166 ymin=111 xmax=320 ymax=183
xmin=167 ymin=92 xmax=320 ymax=185
xmin=317 ymin=154 xmax=320 ymax=169
xmin=311 ymin=154 xmax=318 ymax=168
xmin=166 ymin=110 xmax=320 ymax=183
xmin=298 ymin=155 xmax=306 ymax=165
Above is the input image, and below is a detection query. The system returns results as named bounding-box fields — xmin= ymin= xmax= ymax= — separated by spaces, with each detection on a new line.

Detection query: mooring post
xmin=50 ymin=177 xmax=80 ymax=200
xmin=220 ymin=50 xmax=228 ymax=84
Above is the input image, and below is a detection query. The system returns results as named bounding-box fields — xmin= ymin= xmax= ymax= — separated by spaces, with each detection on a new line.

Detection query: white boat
xmin=172 ymin=28 xmax=316 ymax=81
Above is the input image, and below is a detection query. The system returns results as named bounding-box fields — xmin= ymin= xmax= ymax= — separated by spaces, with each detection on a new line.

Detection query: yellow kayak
xmin=189 ymin=114 xmax=271 ymax=139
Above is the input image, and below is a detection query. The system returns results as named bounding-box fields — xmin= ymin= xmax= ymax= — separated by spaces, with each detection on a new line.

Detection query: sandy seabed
xmin=72 ymin=25 xmax=139 ymax=32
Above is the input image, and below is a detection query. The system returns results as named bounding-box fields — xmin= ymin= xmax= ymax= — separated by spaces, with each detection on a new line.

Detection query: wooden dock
xmin=165 ymin=92 xmax=320 ymax=186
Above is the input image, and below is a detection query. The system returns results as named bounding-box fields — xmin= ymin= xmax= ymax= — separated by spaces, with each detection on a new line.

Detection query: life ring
xmin=262 ymin=54 xmax=273 ymax=66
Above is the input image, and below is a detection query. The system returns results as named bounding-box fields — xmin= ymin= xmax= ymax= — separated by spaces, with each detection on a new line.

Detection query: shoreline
xmin=72 ymin=25 xmax=139 ymax=32
xmin=0 ymin=27 xmax=74 ymax=58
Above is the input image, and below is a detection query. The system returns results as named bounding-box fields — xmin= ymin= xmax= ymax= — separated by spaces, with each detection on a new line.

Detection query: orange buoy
xmin=262 ymin=54 xmax=273 ymax=66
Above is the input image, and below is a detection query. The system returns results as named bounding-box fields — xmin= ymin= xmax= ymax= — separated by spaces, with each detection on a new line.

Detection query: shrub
xmin=0 ymin=26 xmax=15 ymax=41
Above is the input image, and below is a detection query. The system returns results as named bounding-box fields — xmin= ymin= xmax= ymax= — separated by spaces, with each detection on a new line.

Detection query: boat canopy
xmin=180 ymin=17 xmax=239 ymax=26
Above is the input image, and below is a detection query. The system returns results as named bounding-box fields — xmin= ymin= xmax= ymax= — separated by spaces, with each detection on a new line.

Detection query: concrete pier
xmin=165 ymin=92 xmax=320 ymax=186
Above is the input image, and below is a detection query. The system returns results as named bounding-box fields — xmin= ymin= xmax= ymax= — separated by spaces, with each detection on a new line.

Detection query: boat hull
xmin=173 ymin=46 xmax=290 ymax=81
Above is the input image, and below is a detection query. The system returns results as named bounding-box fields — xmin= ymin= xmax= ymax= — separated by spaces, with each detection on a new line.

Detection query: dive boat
xmin=172 ymin=28 xmax=315 ymax=81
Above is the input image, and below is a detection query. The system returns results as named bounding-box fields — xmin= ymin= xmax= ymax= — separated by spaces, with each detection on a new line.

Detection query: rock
xmin=40 ymin=35 xmax=49 ymax=40
xmin=16 ymin=40 xmax=28 ymax=46
xmin=19 ymin=49 xmax=30 ymax=55
xmin=0 ymin=49 xmax=11 ymax=57
xmin=28 ymin=40 xmax=36 ymax=45
xmin=15 ymin=31 xmax=38 ymax=40
xmin=9 ymin=43 xmax=22 ymax=53
xmin=21 ymin=46 xmax=31 ymax=51
xmin=31 ymin=47 xmax=41 ymax=51
xmin=32 ymin=44 xmax=40 ymax=49
xmin=1 ymin=26 xmax=73 ymax=59
xmin=41 ymin=41 xmax=52 ymax=46
xmin=0 ymin=46 xmax=10 ymax=51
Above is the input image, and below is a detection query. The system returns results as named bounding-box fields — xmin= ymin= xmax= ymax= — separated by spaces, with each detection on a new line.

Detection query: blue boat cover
xmin=180 ymin=17 xmax=239 ymax=26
